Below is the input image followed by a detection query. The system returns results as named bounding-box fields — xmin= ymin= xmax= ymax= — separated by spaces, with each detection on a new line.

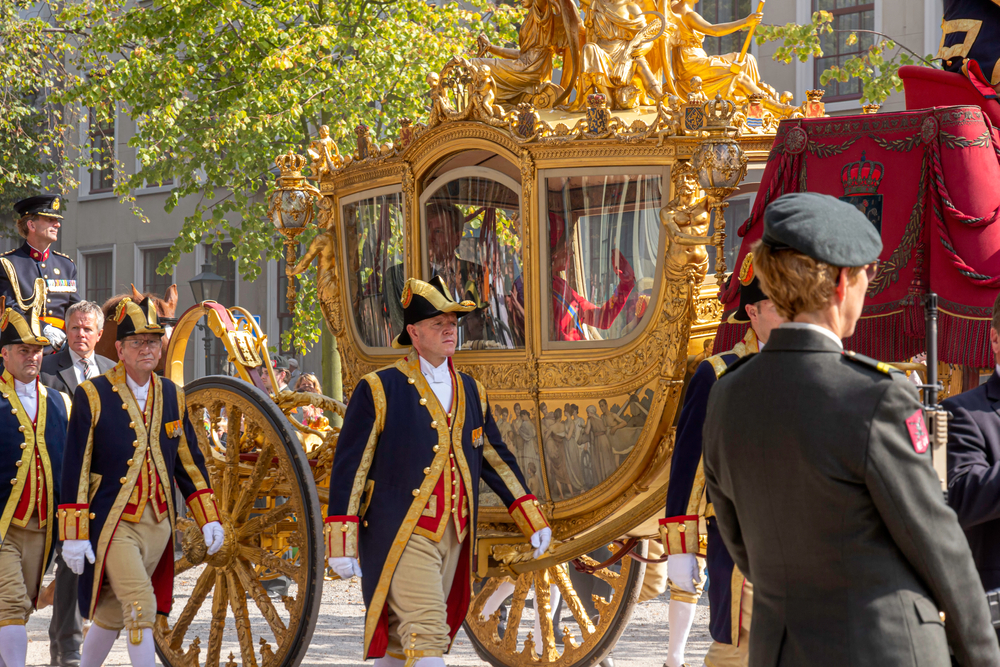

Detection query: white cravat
xmin=780 ymin=322 xmax=844 ymax=350
xmin=14 ymin=379 xmax=37 ymax=422
xmin=126 ymin=374 xmax=151 ymax=413
xmin=69 ymin=349 xmax=97 ymax=384
xmin=419 ymin=356 xmax=453 ymax=415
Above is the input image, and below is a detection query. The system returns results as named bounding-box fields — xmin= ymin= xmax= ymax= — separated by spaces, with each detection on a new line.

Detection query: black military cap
xmin=727 ymin=252 xmax=768 ymax=324
xmin=113 ymin=296 xmax=166 ymax=341
xmin=392 ymin=276 xmax=477 ymax=349
xmin=762 ymin=192 xmax=882 ymax=266
xmin=13 ymin=194 xmax=64 ymax=220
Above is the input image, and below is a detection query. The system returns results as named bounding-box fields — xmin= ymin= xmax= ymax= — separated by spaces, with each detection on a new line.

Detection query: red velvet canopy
xmin=713 ymin=102 xmax=1000 ymax=367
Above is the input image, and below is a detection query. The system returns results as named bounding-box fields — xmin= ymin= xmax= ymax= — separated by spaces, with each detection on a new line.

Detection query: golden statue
xmin=667 ymin=0 xmax=794 ymax=114
xmin=472 ymin=0 xmax=583 ymax=109
xmin=660 ymin=161 xmax=716 ymax=283
xmin=306 ymin=125 xmax=343 ymax=180
xmin=569 ymin=0 xmax=667 ymax=110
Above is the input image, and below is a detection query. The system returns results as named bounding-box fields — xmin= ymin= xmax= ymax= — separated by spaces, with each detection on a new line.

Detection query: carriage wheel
xmin=464 ymin=542 xmax=646 ymax=667
xmin=153 ymin=377 xmax=325 ymax=667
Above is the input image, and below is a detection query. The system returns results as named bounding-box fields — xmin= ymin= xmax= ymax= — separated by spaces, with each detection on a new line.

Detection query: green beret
xmin=762 ymin=193 xmax=882 ymax=266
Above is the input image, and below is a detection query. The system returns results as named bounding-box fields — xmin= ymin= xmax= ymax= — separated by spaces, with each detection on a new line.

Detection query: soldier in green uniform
xmin=3 ymin=196 xmax=80 ymax=350
xmin=703 ymin=192 xmax=1000 ymax=666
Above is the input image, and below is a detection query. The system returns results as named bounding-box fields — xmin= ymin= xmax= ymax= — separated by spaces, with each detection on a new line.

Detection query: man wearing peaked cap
xmin=702 ymin=192 xmax=1000 ymax=666
xmin=659 ymin=253 xmax=785 ymax=667
xmin=0 ymin=282 xmax=69 ymax=667
xmin=2 ymin=195 xmax=80 ymax=351
xmin=60 ymin=296 xmax=224 ymax=667
xmin=326 ymin=276 xmax=551 ymax=666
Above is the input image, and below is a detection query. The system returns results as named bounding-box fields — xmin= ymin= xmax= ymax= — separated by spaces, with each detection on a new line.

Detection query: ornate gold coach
xmin=149 ymin=19 xmax=797 ymax=667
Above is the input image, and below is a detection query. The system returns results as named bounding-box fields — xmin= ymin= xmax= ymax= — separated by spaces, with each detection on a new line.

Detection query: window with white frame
xmin=89 ymin=104 xmax=115 ymax=194
xmin=814 ymin=0 xmax=876 ymax=101
xmin=84 ymin=251 xmax=114 ymax=304
xmin=141 ymin=247 xmax=172 ymax=297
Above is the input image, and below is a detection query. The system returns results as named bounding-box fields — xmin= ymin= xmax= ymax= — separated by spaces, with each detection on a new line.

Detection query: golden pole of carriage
xmin=147 ymin=3 xmax=803 ymax=665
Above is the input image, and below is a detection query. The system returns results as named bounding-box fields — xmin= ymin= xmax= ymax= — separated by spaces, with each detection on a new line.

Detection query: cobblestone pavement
xmin=26 ymin=572 xmax=711 ymax=666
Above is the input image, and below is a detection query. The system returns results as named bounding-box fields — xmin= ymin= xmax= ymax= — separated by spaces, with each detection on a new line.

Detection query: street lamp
xmin=691 ymin=95 xmax=748 ymax=283
xmin=190 ymin=262 xmax=226 ymax=374
xmin=268 ymin=150 xmax=320 ymax=312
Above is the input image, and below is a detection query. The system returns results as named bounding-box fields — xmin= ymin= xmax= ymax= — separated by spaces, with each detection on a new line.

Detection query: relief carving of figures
xmin=306 ymin=125 xmax=344 ymax=181
xmin=668 ymin=0 xmax=794 ymax=114
xmin=568 ymin=0 xmax=668 ymax=110
xmin=660 ymin=161 xmax=714 ymax=285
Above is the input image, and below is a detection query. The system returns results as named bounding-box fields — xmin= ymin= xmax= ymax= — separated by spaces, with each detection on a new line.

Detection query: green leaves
xmin=755 ymin=10 xmax=938 ymax=104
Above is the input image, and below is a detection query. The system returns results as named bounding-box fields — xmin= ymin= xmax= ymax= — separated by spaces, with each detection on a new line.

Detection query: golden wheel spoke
xmin=205 ymin=571 xmax=228 ymax=667
xmin=533 ymin=569 xmax=559 ymax=662
xmin=239 ymin=504 xmax=293 ymax=538
xmin=169 ymin=565 xmax=216 ymax=651
xmin=231 ymin=443 xmax=275 ymax=524
xmin=174 ymin=555 xmax=195 ymax=577
xmin=234 ymin=559 xmax=288 ymax=646
xmin=238 ymin=544 xmax=301 ymax=583
xmin=225 ymin=570 xmax=260 ymax=667
xmin=501 ymin=574 xmax=532 ymax=654
xmin=552 ymin=565 xmax=595 ymax=638
xmin=470 ymin=577 xmax=504 ymax=620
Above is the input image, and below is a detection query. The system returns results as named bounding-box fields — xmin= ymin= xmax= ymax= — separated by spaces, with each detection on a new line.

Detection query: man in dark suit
xmin=944 ymin=290 xmax=1000 ymax=642
xmin=703 ymin=193 xmax=1000 ymax=666
xmin=39 ymin=300 xmax=114 ymax=667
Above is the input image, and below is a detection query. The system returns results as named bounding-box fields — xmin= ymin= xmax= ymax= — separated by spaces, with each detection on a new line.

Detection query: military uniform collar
xmin=766 ymin=324 xmax=845 ymax=353
xmin=23 ymin=242 xmax=49 ymax=262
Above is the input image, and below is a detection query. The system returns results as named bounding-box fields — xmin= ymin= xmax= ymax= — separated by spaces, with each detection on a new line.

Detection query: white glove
xmin=530 ymin=527 xmax=552 ymax=559
xmin=43 ymin=324 xmax=66 ymax=350
xmin=202 ymin=521 xmax=225 ymax=556
xmin=667 ymin=553 xmax=700 ymax=594
xmin=63 ymin=539 xmax=95 ymax=576
xmin=329 ymin=557 xmax=362 ymax=579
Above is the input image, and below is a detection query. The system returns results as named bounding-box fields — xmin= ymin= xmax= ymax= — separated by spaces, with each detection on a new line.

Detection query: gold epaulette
xmin=52 ymin=250 xmax=74 ymax=262
xmin=706 ymin=354 xmax=730 ymax=379
xmin=842 ymin=350 xmax=900 ymax=375
xmin=1 ymin=249 xmax=15 ymax=256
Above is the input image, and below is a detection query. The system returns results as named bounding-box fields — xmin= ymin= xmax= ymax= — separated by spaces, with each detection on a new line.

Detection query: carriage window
xmin=342 ymin=191 xmax=405 ymax=348
xmin=422 ymin=174 xmax=523 ymax=349
xmin=545 ymin=174 xmax=662 ymax=343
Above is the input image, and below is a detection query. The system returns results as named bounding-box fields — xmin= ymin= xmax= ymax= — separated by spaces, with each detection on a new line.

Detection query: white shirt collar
xmin=14 ymin=378 xmax=35 ymax=399
xmin=125 ymin=373 xmax=151 ymax=400
xmin=69 ymin=349 xmax=94 ymax=366
xmin=779 ymin=322 xmax=844 ymax=350
xmin=419 ymin=355 xmax=451 ymax=384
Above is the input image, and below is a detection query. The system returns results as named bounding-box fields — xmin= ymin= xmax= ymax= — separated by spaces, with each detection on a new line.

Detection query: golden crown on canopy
xmin=275 ymin=151 xmax=308 ymax=179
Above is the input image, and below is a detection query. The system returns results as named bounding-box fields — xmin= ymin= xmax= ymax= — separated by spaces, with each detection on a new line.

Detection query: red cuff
xmin=508 ymin=495 xmax=549 ymax=537
xmin=186 ymin=489 xmax=221 ymax=528
xmin=59 ymin=504 xmax=91 ymax=541
xmin=659 ymin=515 xmax=700 ymax=555
xmin=325 ymin=515 xmax=359 ymax=559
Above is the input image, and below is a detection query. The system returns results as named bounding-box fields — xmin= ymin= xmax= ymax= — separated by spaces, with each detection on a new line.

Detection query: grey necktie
xmin=80 ymin=357 xmax=96 ymax=380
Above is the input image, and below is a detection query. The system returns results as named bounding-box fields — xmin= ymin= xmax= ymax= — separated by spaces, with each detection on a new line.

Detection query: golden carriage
xmin=147 ymin=2 xmax=802 ymax=665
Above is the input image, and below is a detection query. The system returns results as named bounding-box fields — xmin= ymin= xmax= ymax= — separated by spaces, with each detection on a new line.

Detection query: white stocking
xmin=0 ymin=626 xmax=27 ymax=667
xmin=80 ymin=624 xmax=119 ymax=667
xmin=126 ymin=627 xmax=155 ymax=667
xmin=411 ymin=658 xmax=445 ymax=666
xmin=665 ymin=600 xmax=698 ymax=667
xmin=532 ymin=583 xmax=561 ymax=656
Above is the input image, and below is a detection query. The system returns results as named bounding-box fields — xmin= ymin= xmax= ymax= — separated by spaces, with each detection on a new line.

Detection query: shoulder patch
xmin=0 ymin=249 xmax=15 ymax=256
xmin=53 ymin=250 xmax=74 ymax=261
xmin=841 ymin=350 xmax=900 ymax=375
xmin=718 ymin=353 xmax=756 ymax=378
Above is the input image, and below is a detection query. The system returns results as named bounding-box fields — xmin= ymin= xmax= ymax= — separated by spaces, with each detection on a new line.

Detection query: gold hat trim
xmin=114 ymin=297 xmax=166 ymax=337
xmin=399 ymin=277 xmax=477 ymax=314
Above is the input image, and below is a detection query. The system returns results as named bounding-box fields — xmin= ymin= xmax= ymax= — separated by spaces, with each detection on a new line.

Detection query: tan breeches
xmin=638 ymin=539 xmax=668 ymax=603
xmin=385 ymin=521 xmax=462 ymax=660
xmin=92 ymin=508 xmax=171 ymax=634
xmin=704 ymin=580 xmax=754 ymax=667
xmin=0 ymin=517 xmax=46 ymax=626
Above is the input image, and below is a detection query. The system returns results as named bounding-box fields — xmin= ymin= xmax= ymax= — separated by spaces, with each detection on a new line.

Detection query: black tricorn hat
xmin=13 ymin=194 xmax=63 ymax=220
xmin=114 ymin=296 xmax=166 ymax=341
xmin=392 ymin=276 xmax=477 ymax=349
xmin=727 ymin=252 xmax=768 ymax=324
xmin=0 ymin=280 xmax=50 ymax=347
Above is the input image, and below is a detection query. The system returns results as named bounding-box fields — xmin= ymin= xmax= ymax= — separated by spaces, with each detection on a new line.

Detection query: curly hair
xmin=752 ymin=240 xmax=862 ymax=320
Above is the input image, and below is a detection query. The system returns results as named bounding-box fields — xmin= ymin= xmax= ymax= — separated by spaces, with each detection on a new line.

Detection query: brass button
xmin=89 ymin=513 xmax=96 ymax=519
xmin=407 ymin=378 xmax=415 ymax=384
xmin=419 ymin=398 xmax=427 ymax=405
xmin=449 ymin=453 xmax=454 ymax=459
xmin=120 ymin=477 xmax=127 ymax=483
xmin=15 ymin=461 xmax=22 ymax=467
xmin=363 ymin=520 xmax=369 ymax=527
xmin=10 ymin=409 xmax=16 ymax=414
xmin=0 ymin=393 xmax=6 ymax=399
xmin=112 ymin=386 xmax=119 ymax=393
xmin=19 ymin=443 xmax=25 ymax=449
xmin=129 ymin=421 xmax=136 ymax=429
xmin=127 ymin=459 xmax=134 ymax=466
xmin=423 ymin=467 xmax=431 ymax=474
xmin=40 ymin=263 xmax=45 ymax=268
xmin=677 ymin=524 xmax=686 ymax=532
xmin=17 ymin=426 xmax=24 ymax=432
xmin=430 ymin=421 xmax=437 ymax=428
xmin=74 ymin=510 xmax=81 ymax=517
xmin=412 ymin=489 xmax=420 ymax=496
xmin=9 ymin=479 xmax=15 ymax=485
xmin=340 ymin=525 xmax=348 ymax=533
xmin=132 ymin=441 xmax=139 ymax=448
xmin=451 ymin=494 xmax=456 ymax=500
xmin=122 ymin=404 xmax=128 ymax=410
xmin=433 ymin=445 xmax=440 ymax=452
xmin=447 ymin=413 xmax=452 ymax=419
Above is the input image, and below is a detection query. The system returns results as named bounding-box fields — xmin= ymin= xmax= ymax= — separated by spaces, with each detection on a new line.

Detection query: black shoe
xmin=59 ymin=656 xmax=81 ymax=667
